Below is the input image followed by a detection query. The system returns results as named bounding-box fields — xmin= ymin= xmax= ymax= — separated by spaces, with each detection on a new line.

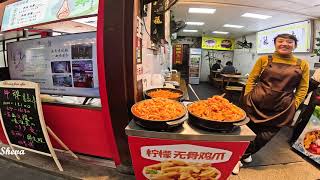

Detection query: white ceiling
xmin=172 ymin=0 xmax=320 ymax=38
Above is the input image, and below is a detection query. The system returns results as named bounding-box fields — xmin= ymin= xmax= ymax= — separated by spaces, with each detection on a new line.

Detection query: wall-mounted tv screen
xmin=7 ymin=32 xmax=100 ymax=97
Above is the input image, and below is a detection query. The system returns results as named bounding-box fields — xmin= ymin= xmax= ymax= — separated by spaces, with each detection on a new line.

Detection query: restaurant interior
xmin=139 ymin=0 xmax=320 ymax=104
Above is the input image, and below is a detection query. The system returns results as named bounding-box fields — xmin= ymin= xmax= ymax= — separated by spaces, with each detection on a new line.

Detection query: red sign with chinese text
xmin=173 ymin=44 xmax=183 ymax=64
xmin=128 ymin=136 xmax=249 ymax=180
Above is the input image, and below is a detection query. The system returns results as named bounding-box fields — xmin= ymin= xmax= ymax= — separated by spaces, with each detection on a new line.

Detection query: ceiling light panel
xmin=241 ymin=13 xmax=272 ymax=19
xmin=188 ymin=8 xmax=216 ymax=14
xmin=212 ymin=31 xmax=229 ymax=34
xmin=186 ymin=22 xmax=205 ymax=26
xmin=183 ymin=29 xmax=198 ymax=32
xmin=223 ymin=24 xmax=244 ymax=28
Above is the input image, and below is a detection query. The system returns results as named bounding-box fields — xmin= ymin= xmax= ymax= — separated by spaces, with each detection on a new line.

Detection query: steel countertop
xmin=125 ymin=120 xmax=256 ymax=142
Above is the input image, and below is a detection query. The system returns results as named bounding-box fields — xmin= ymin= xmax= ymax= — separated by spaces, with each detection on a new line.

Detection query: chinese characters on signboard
xmin=150 ymin=2 xmax=165 ymax=42
xmin=174 ymin=44 xmax=183 ymax=64
xmin=141 ymin=144 xmax=232 ymax=163
xmin=0 ymin=84 xmax=50 ymax=154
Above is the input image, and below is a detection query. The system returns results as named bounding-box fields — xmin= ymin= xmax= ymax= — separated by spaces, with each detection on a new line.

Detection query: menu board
xmin=1 ymin=0 xmax=99 ymax=31
xmin=0 ymin=81 xmax=50 ymax=154
xmin=202 ymin=36 xmax=235 ymax=51
xmin=7 ymin=32 xmax=99 ymax=97
xmin=292 ymin=105 xmax=320 ymax=165
xmin=257 ymin=20 xmax=312 ymax=54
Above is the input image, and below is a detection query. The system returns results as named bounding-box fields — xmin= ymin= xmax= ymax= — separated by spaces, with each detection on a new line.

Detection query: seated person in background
xmin=221 ymin=61 xmax=236 ymax=74
xmin=211 ymin=60 xmax=223 ymax=71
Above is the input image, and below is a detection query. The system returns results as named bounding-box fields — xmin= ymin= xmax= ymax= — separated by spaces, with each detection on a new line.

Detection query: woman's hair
xmin=226 ymin=61 xmax=233 ymax=66
xmin=274 ymin=33 xmax=298 ymax=46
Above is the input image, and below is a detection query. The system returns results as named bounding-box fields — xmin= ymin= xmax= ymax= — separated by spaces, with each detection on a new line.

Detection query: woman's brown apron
xmin=244 ymin=55 xmax=302 ymax=127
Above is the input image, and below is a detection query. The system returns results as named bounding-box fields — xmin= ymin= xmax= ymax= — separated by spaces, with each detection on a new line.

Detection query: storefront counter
xmin=126 ymin=120 xmax=256 ymax=180
xmin=165 ymin=72 xmax=189 ymax=101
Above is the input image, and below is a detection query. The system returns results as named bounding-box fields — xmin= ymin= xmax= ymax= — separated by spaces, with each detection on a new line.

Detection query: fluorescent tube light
xmin=241 ymin=13 xmax=272 ymax=19
xmin=212 ymin=31 xmax=229 ymax=34
xmin=188 ymin=8 xmax=216 ymax=14
xmin=186 ymin=22 xmax=205 ymax=26
xmin=183 ymin=29 xmax=198 ymax=32
xmin=223 ymin=24 xmax=244 ymax=28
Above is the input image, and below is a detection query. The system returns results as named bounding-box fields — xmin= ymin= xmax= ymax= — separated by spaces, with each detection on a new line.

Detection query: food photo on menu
xmin=143 ymin=160 xmax=221 ymax=180
xmin=292 ymin=105 xmax=320 ymax=164
xmin=72 ymin=60 xmax=94 ymax=88
xmin=71 ymin=44 xmax=93 ymax=59
xmin=220 ymin=40 xmax=232 ymax=48
xmin=52 ymin=74 xmax=73 ymax=87
xmin=51 ymin=61 xmax=71 ymax=73
xmin=303 ymin=130 xmax=320 ymax=155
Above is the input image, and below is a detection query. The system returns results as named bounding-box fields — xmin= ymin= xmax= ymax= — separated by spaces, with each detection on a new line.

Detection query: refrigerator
xmin=189 ymin=48 xmax=202 ymax=84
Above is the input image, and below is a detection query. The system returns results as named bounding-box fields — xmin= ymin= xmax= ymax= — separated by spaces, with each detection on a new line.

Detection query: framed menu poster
xmin=257 ymin=20 xmax=312 ymax=54
xmin=7 ymin=32 xmax=99 ymax=97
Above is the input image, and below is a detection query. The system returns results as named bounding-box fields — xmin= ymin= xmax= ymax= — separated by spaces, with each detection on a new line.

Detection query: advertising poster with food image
xmin=1 ymin=0 xmax=99 ymax=31
xmin=128 ymin=137 xmax=250 ymax=180
xmin=292 ymin=106 xmax=320 ymax=164
xmin=7 ymin=32 xmax=99 ymax=97
xmin=201 ymin=36 xmax=235 ymax=51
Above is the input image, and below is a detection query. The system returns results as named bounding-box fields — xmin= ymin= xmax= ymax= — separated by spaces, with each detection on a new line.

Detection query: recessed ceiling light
xmin=183 ymin=29 xmax=198 ymax=32
xmin=223 ymin=24 xmax=244 ymax=28
xmin=241 ymin=13 xmax=272 ymax=19
xmin=212 ymin=31 xmax=229 ymax=34
xmin=188 ymin=8 xmax=216 ymax=14
xmin=186 ymin=22 xmax=205 ymax=26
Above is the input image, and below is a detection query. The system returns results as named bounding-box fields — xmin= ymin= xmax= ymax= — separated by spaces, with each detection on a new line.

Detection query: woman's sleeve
xmin=244 ymin=57 xmax=263 ymax=96
xmin=294 ymin=61 xmax=310 ymax=109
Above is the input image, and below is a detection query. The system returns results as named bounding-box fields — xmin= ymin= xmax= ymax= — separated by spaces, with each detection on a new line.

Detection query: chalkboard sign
xmin=0 ymin=80 xmax=77 ymax=171
xmin=0 ymin=87 xmax=50 ymax=153
xmin=0 ymin=81 xmax=53 ymax=155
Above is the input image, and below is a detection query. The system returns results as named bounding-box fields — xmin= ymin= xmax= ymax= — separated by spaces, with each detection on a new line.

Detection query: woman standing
xmin=233 ymin=34 xmax=310 ymax=174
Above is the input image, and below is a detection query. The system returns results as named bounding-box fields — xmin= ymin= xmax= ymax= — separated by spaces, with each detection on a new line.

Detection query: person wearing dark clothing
xmin=211 ymin=60 xmax=222 ymax=71
xmin=221 ymin=61 xmax=236 ymax=74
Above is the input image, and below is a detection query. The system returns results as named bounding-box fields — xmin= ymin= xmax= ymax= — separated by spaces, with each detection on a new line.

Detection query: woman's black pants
xmin=242 ymin=121 xmax=281 ymax=159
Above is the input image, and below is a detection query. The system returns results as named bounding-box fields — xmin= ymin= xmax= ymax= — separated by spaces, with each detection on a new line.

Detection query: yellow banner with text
xmin=202 ymin=36 xmax=235 ymax=50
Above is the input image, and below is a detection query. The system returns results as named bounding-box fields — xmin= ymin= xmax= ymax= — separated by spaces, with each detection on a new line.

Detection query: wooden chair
xmin=224 ymin=83 xmax=245 ymax=105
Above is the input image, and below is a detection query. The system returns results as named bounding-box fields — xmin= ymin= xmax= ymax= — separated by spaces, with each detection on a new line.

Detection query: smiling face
xmin=275 ymin=37 xmax=296 ymax=55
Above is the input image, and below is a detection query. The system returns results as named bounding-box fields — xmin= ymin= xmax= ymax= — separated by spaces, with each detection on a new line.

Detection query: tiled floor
xmin=187 ymin=82 xmax=242 ymax=105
